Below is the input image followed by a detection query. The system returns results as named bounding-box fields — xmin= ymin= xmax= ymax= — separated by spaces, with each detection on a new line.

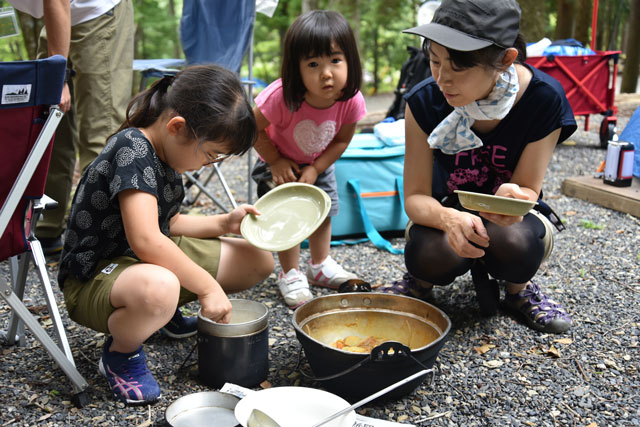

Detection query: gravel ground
xmin=1 ymin=97 xmax=639 ymax=426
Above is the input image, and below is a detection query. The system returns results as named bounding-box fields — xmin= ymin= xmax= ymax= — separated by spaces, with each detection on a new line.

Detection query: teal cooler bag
xmin=331 ymin=133 xmax=407 ymax=254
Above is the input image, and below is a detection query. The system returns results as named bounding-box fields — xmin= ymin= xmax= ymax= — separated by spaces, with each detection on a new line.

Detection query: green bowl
xmin=454 ymin=190 xmax=537 ymax=216
xmin=241 ymin=183 xmax=331 ymax=252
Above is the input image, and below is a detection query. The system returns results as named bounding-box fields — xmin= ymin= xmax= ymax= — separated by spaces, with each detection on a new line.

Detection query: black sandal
xmin=338 ymin=279 xmax=372 ymax=293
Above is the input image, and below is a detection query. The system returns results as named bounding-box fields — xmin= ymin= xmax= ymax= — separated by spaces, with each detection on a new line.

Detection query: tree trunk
xmin=278 ymin=0 xmax=289 ymax=58
xmin=620 ymin=20 xmax=628 ymax=53
xmin=326 ymin=0 xmax=362 ymax=73
xmin=301 ymin=0 xmax=319 ymax=14
xmin=607 ymin=0 xmax=624 ymax=51
xmin=345 ymin=0 xmax=362 ymax=60
xmin=555 ymin=0 xmax=576 ymax=40
xmin=133 ymin=0 xmax=142 ymax=59
xmin=168 ymin=0 xmax=181 ymax=58
xmin=518 ymin=0 xmax=548 ymax=44
xmin=15 ymin=9 xmax=42 ymax=59
xmin=575 ymin=0 xmax=593 ymax=47
xmin=597 ymin=0 xmax=614 ymax=51
xmin=7 ymin=40 xmax=22 ymax=59
xmin=373 ymin=26 xmax=379 ymax=93
xmin=134 ymin=22 xmax=145 ymax=59
xmin=620 ymin=0 xmax=640 ymax=93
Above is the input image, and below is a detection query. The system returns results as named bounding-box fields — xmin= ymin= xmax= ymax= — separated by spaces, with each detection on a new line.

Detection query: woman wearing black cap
xmin=382 ymin=0 xmax=576 ymax=333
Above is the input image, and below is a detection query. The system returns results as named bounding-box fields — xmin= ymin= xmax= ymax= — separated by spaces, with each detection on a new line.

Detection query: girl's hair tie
xmin=157 ymin=74 xmax=175 ymax=92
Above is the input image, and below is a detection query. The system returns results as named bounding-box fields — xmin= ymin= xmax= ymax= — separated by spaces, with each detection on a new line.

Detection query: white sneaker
xmin=277 ymin=268 xmax=313 ymax=308
xmin=306 ymin=256 xmax=357 ymax=289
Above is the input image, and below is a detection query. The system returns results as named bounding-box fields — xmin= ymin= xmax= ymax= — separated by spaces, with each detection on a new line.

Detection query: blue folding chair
xmin=0 ymin=55 xmax=89 ymax=406
xmin=133 ymin=0 xmax=258 ymax=210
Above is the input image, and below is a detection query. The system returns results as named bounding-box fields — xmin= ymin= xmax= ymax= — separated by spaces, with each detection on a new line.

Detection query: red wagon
xmin=525 ymin=0 xmax=619 ymax=148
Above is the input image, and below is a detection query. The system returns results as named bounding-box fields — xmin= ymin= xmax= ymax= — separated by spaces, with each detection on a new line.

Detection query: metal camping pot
xmin=197 ymin=299 xmax=269 ymax=388
xmin=293 ymin=293 xmax=451 ymax=402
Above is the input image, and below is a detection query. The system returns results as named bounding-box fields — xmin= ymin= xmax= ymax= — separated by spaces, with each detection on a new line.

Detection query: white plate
xmin=234 ymin=387 xmax=356 ymax=427
xmin=454 ymin=190 xmax=537 ymax=216
xmin=241 ymin=183 xmax=331 ymax=252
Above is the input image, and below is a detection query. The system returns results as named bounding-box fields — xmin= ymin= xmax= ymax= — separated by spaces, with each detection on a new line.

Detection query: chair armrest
xmin=34 ymin=194 xmax=59 ymax=211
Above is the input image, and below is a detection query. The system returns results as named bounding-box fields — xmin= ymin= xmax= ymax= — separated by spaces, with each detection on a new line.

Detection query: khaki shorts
xmin=62 ymin=235 xmax=221 ymax=333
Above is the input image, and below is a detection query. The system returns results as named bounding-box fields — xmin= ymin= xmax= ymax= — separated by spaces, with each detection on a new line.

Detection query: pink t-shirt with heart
xmin=255 ymin=78 xmax=367 ymax=164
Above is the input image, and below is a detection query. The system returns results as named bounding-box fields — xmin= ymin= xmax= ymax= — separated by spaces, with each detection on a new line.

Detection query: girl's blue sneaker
xmin=98 ymin=336 xmax=161 ymax=405
xmin=159 ymin=308 xmax=197 ymax=339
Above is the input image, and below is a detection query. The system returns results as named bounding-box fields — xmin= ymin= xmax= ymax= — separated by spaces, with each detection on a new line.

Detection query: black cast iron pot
xmin=293 ymin=293 xmax=451 ymax=402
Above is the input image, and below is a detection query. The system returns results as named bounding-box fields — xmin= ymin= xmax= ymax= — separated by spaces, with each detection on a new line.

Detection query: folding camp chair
xmin=0 ymin=55 xmax=89 ymax=406
xmin=133 ymin=0 xmax=258 ymax=211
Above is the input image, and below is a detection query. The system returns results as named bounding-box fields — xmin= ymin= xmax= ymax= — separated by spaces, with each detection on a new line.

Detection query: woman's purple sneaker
xmin=504 ymin=282 xmax=571 ymax=334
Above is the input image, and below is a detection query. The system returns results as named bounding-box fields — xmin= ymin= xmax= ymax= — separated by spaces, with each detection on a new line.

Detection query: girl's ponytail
xmin=112 ymin=74 xmax=175 ymax=136
xmin=112 ymin=65 xmax=256 ymax=156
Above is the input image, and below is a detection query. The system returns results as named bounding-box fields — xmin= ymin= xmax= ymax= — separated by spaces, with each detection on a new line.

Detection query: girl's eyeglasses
xmin=202 ymin=150 xmax=232 ymax=165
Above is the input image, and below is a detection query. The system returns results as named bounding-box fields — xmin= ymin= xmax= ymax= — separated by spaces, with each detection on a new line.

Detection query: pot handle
xmin=299 ymin=341 xmax=436 ymax=387
xmin=371 ymin=342 xmax=437 ymax=388
xmin=176 ymin=341 xmax=198 ymax=373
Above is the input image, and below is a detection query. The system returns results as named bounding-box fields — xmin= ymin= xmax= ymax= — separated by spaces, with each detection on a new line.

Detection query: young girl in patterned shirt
xmin=59 ymin=65 xmax=274 ymax=404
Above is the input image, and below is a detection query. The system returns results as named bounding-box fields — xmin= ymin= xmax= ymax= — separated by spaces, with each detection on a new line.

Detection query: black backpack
xmin=386 ymin=46 xmax=432 ymax=120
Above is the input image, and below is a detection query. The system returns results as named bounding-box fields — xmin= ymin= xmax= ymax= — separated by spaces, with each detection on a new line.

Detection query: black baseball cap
xmin=403 ymin=0 xmax=521 ymax=51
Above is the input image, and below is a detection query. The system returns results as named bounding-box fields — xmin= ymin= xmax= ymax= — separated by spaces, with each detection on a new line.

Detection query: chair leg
xmin=214 ymin=163 xmax=238 ymax=210
xmin=183 ymin=163 xmax=238 ymax=212
xmin=0 ymin=277 xmax=89 ymax=395
xmin=7 ymin=255 xmax=28 ymax=346
xmin=247 ymin=151 xmax=256 ymax=203
xmin=29 ymin=238 xmax=76 ymax=364
xmin=184 ymin=167 xmax=213 ymax=205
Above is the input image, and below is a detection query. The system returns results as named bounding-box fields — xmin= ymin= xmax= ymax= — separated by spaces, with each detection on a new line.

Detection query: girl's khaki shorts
xmin=62 ymin=235 xmax=221 ymax=333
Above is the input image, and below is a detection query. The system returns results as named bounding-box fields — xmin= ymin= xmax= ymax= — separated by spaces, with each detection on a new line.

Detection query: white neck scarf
xmin=427 ymin=65 xmax=519 ymax=155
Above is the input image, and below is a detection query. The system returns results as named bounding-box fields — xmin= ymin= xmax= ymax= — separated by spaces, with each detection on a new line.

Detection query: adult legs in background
xmin=35 ymin=0 xmax=134 ymax=248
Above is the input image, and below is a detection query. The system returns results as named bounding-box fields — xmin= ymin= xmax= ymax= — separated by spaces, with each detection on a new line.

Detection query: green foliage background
xmin=0 ymin=0 xmax=633 ymax=95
